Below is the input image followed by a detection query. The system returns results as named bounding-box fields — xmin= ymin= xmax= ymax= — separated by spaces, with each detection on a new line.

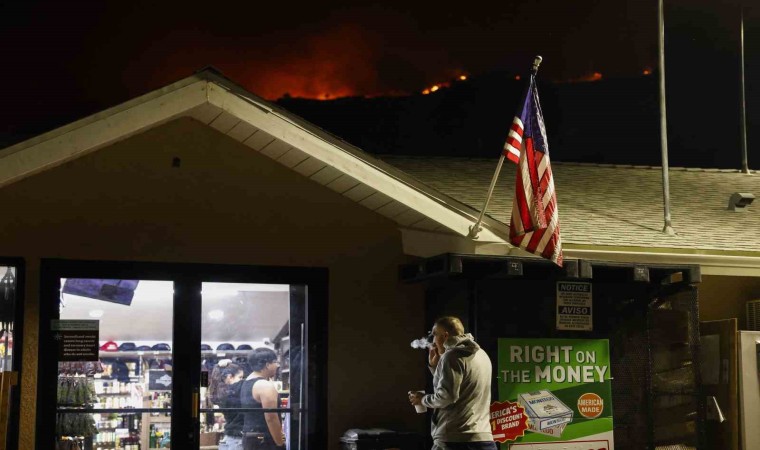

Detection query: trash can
xmin=340 ymin=428 xmax=424 ymax=450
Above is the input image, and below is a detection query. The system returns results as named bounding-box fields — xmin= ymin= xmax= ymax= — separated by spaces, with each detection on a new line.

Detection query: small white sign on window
xmin=556 ymin=281 xmax=592 ymax=331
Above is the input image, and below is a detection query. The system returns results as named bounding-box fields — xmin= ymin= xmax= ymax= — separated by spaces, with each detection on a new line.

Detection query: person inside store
xmin=408 ymin=316 xmax=496 ymax=450
xmin=217 ymin=362 xmax=246 ymax=450
xmin=241 ymin=347 xmax=286 ymax=450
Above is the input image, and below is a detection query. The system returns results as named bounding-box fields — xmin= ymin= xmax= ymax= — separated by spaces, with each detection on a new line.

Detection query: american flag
xmin=504 ymin=77 xmax=563 ymax=266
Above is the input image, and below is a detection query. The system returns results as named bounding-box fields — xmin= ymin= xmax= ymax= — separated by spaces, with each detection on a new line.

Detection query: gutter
xmin=562 ymin=248 xmax=760 ymax=277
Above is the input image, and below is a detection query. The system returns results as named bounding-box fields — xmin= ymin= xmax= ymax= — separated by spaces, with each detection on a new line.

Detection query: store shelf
xmin=146 ymin=416 xmax=172 ymax=422
xmin=100 ymin=349 xmax=255 ymax=357
xmin=100 ymin=350 xmax=173 ymax=358
xmin=93 ymin=376 xmax=142 ymax=381
xmin=201 ymin=350 xmax=253 ymax=357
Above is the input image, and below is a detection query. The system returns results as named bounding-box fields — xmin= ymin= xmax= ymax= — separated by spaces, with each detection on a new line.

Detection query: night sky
xmin=1 ymin=0 xmax=758 ymax=168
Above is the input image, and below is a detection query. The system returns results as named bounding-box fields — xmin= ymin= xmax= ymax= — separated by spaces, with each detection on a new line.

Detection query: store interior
xmin=56 ymin=279 xmax=292 ymax=450
xmin=0 ymin=266 xmax=16 ymax=373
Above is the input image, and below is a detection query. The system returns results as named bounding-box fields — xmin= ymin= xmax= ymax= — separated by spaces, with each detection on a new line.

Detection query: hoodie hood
xmin=443 ymin=333 xmax=481 ymax=355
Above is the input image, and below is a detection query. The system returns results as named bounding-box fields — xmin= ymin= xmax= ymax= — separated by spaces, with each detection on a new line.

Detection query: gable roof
xmin=0 ymin=69 xmax=507 ymax=242
xmin=382 ymin=155 xmax=760 ymax=255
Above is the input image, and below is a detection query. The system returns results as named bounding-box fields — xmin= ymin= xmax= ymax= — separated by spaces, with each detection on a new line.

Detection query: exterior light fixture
xmin=728 ymin=192 xmax=755 ymax=211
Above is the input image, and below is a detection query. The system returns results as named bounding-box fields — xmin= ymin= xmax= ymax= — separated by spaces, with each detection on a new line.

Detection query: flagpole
xmin=658 ymin=0 xmax=676 ymax=235
xmin=739 ymin=6 xmax=750 ymax=174
xmin=469 ymin=56 xmax=542 ymax=239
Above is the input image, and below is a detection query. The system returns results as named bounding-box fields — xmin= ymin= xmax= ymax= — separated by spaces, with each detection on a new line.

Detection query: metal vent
xmin=747 ymin=299 xmax=760 ymax=330
xmin=728 ymin=192 xmax=755 ymax=212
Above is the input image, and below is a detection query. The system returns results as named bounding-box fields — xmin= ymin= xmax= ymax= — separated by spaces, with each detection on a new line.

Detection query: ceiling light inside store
xmin=202 ymin=283 xmax=290 ymax=299
xmin=201 ymin=287 xmax=240 ymax=298
xmin=208 ymin=309 xmax=225 ymax=320
xmin=89 ymin=309 xmax=104 ymax=318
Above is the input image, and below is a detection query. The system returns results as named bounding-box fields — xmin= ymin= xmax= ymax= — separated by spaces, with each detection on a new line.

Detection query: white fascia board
xmin=403 ymin=229 xmax=760 ymax=277
xmin=207 ymin=83 xmax=507 ymax=242
xmin=0 ymin=80 xmax=208 ymax=188
xmin=565 ymin=248 xmax=760 ymax=277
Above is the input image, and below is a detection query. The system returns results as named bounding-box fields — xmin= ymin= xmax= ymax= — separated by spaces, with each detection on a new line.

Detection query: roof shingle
xmin=382 ymin=156 xmax=760 ymax=253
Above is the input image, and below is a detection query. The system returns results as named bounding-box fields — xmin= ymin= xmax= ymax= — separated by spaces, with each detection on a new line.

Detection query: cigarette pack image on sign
xmin=517 ymin=390 xmax=573 ymax=431
xmin=526 ymin=419 xmax=567 ymax=437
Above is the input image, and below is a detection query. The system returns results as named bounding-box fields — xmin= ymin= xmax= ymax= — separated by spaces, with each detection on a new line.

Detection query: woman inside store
xmin=217 ymin=363 xmax=246 ymax=450
xmin=241 ymin=347 xmax=285 ymax=450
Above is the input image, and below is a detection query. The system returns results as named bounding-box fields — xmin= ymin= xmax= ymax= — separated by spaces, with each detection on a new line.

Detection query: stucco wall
xmin=0 ymin=117 xmax=427 ymax=449
xmin=699 ymin=275 xmax=760 ymax=328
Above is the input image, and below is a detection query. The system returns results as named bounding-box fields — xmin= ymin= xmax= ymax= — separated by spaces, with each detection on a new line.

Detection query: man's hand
xmin=408 ymin=390 xmax=424 ymax=406
xmin=428 ymin=346 xmax=441 ymax=368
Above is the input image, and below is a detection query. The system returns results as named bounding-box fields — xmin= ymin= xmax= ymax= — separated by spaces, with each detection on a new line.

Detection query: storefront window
xmin=1 ymin=263 xmax=21 ymax=450
xmin=38 ymin=261 xmax=322 ymax=450
xmin=57 ymin=279 xmax=174 ymax=450
xmin=0 ymin=266 xmax=16 ymax=372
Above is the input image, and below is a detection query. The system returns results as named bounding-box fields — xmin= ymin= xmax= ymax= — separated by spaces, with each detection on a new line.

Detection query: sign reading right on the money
xmin=496 ymin=338 xmax=614 ymax=449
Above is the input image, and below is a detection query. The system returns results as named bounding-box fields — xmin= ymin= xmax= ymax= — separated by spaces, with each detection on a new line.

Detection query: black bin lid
xmin=340 ymin=429 xmax=396 ymax=442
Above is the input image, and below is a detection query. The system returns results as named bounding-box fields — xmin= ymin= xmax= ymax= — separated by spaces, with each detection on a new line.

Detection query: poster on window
xmin=492 ymin=338 xmax=614 ymax=449
xmin=52 ymin=320 xmax=100 ymax=361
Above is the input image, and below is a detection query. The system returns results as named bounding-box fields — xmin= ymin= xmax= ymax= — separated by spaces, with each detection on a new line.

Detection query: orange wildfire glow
xmin=421 ymin=72 xmax=469 ymax=95
xmin=565 ymin=72 xmax=603 ymax=83
xmin=238 ymin=25 xmax=386 ymax=100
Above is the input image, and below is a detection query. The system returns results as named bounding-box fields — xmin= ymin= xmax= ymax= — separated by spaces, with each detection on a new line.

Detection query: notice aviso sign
xmin=492 ymin=338 xmax=614 ymax=449
xmin=556 ymin=281 xmax=592 ymax=331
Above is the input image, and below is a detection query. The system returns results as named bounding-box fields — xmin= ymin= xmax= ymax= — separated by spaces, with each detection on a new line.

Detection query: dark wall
xmin=423 ymin=274 xmax=684 ymax=450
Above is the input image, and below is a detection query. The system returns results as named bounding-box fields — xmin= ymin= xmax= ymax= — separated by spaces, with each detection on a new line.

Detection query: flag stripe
xmin=503 ymin=116 xmax=524 ymax=163
xmin=507 ymin=77 xmax=563 ymax=266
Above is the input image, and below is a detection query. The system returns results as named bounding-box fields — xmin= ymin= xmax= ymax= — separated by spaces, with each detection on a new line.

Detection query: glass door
xmin=198 ymin=282 xmax=306 ymax=450
xmin=55 ymin=278 xmax=175 ymax=450
xmin=37 ymin=260 xmax=324 ymax=450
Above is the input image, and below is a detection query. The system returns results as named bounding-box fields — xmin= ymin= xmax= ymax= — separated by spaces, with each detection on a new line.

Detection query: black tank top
xmin=241 ymin=377 xmax=268 ymax=433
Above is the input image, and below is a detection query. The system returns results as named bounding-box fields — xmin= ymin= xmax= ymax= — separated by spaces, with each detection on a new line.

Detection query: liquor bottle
xmin=150 ymin=393 xmax=159 ymax=417
xmin=149 ymin=425 xmax=156 ymax=448
xmin=164 ymin=393 xmax=171 ymax=416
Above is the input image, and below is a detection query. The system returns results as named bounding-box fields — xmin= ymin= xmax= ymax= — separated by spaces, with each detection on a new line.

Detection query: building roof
xmin=0 ymin=69 xmax=506 ymax=243
xmin=382 ymin=156 xmax=760 ymax=255
xmin=1 ymin=69 xmax=758 ymax=271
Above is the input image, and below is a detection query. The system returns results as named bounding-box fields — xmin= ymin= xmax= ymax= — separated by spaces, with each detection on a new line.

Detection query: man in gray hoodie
xmin=409 ymin=316 xmax=496 ymax=450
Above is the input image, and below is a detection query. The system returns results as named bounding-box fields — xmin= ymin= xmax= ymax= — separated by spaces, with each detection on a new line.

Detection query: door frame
xmin=36 ymin=258 xmax=327 ymax=450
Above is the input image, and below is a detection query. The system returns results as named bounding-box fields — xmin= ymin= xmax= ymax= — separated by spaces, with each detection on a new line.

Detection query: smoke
xmin=410 ymin=337 xmax=433 ymax=350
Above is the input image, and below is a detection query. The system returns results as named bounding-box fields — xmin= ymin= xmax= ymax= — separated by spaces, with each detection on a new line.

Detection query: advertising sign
xmin=493 ymin=338 xmax=614 ymax=449
xmin=52 ymin=320 xmax=100 ymax=361
xmin=148 ymin=369 xmax=173 ymax=391
xmin=556 ymin=282 xmax=592 ymax=331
